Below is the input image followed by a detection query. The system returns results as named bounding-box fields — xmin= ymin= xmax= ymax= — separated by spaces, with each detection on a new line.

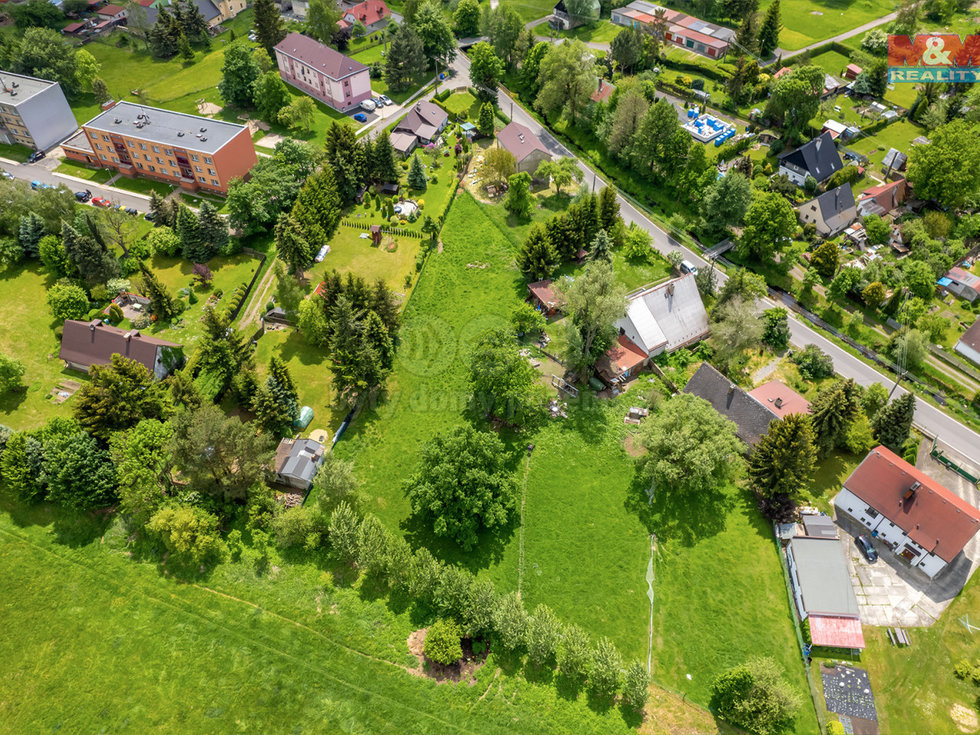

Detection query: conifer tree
xmin=252 ymin=355 xmax=300 ymax=435
xmin=149 ymin=191 xmax=176 ymax=228
xmin=407 ymin=154 xmax=427 ymax=191
xmin=871 ymin=392 xmax=915 ymax=452
xmin=252 ymin=0 xmax=286 ymax=56
xmin=371 ymin=135 xmax=399 ymax=184
xmin=138 ymin=260 xmax=181 ymax=322
xmin=324 ymin=121 xmax=366 ymax=203
xmin=587 ymin=228 xmax=612 ymax=262
xmin=598 ymin=185 xmax=619 ymax=232
xmin=62 ymin=222 xmax=118 ymax=286
xmin=517 ymin=223 xmax=559 ymax=280
xmin=748 ymin=414 xmax=816 ymax=504
xmin=363 ymin=310 xmax=394 ymax=370
xmin=196 ymin=201 xmax=228 ymax=257
xmin=810 ymin=378 xmax=861 ymax=455
xmin=369 ymin=279 xmax=400 ymax=336
xmin=274 ymin=212 xmax=314 ymax=274
xmin=757 ymin=0 xmax=781 ymax=58
xmin=291 ymin=169 xmax=342 ymax=251
xmin=329 ymin=296 xmax=384 ymax=404
xmin=18 ymin=212 xmax=45 ymax=259
xmin=478 ymin=102 xmax=495 ymax=136
xmin=177 ymin=205 xmax=205 ymax=262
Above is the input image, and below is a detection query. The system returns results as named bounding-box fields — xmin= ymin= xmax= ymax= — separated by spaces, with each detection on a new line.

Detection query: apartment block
xmin=274 ymin=32 xmax=371 ymax=113
xmin=62 ymin=101 xmax=257 ymax=195
xmin=0 ymin=71 xmax=79 ymax=151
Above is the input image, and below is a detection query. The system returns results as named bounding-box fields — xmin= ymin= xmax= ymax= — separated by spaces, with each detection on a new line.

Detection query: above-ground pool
xmin=683 ymin=113 xmax=736 ymax=144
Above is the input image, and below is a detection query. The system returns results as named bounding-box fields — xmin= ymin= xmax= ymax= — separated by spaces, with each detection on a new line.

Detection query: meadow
xmin=0 ymin=503 xmax=637 ymax=735
xmin=333 ymin=192 xmax=818 ymax=729
xmin=757 ymin=0 xmax=895 ymax=51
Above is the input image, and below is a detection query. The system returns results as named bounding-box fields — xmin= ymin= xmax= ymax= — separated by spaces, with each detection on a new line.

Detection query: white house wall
xmin=955 ymin=340 xmax=980 ymax=366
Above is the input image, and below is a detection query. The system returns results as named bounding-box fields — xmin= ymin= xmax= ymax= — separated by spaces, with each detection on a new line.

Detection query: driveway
xmin=835 ymin=440 xmax=980 ymax=628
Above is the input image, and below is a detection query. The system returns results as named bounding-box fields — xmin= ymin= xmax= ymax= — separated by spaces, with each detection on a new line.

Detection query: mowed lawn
xmin=0 ymin=264 xmax=80 ymax=430
xmin=758 ymin=0 xmax=895 ymax=50
xmin=308 ymin=227 xmax=422 ymax=291
xmin=0 ymin=506 xmax=636 ymax=735
xmin=862 ymin=571 xmax=980 ymax=735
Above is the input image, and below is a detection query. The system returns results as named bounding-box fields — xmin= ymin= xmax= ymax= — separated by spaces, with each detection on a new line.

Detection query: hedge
xmin=715 ymin=136 xmax=755 ymax=162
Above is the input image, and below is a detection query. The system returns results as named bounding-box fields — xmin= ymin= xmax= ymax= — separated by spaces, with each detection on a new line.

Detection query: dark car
xmin=75 ymin=190 xmax=92 ymax=202
xmin=144 ymin=211 xmax=157 ymax=222
xmin=27 ymin=150 xmax=45 ymax=163
xmin=124 ymin=207 xmax=138 ymax=216
xmin=856 ymin=535 xmax=878 ymax=563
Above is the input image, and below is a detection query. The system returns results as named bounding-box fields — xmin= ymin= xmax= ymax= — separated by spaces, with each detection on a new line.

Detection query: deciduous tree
xmin=636 ymin=393 xmax=745 ymax=494
xmin=109 ymin=419 xmax=173 ymax=527
xmin=738 ymin=192 xmax=796 ymax=261
xmin=148 ymin=505 xmax=225 ymax=565
xmin=504 ymin=171 xmax=534 ymax=220
xmin=469 ymin=327 xmax=546 ymax=427
xmin=810 ymin=240 xmax=839 ymax=279
xmin=46 ymin=281 xmax=88 ymax=321
xmin=535 ymin=40 xmax=596 ymax=123
xmin=404 ymin=424 xmax=516 ymax=550
xmin=424 ymin=618 xmax=464 ymax=664
xmin=557 ymin=259 xmax=626 ymax=373
xmin=535 ymin=157 xmax=582 ymax=197
xmin=468 ymin=41 xmax=503 ymax=103
xmin=711 ymin=657 xmax=802 ymax=735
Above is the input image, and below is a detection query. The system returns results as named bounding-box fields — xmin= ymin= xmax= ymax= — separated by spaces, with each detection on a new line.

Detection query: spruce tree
xmin=363 ymin=310 xmax=394 ymax=370
xmin=369 ymin=279 xmax=400 ymax=336
xmin=871 ymin=392 xmax=915 ymax=452
xmin=517 ymin=223 xmax=559 ymax=280
xmin=810 ymin=378 xmax=861 ymax=455
xmin=598 ymin=185 xmax=619 ymax=232
xmin=176 ymin=205 xmax=205 ymax=262
xmin=587 ymin=228 xmax=612 ymax=262
xmin=252 ymin=0 xmax=286 ymax=57
xmin=371 ymin=135 xmax=399 ymax=184
xmin=478 ymin=102 xmax=494 ymax=136
xmin=149 ymin=6 xmax=180 ymax=58
xmin=196 ymin=201 xmax=228 ymax=258
xmin=757 ymin=0 xmax=781 ymax=58
xmin=62 ymin=222 xmax=118 ymax=286
xmin=329 ymin=295 xmax=384 ymax=404
xmin=407 ymin=154 xmax=427 ymax=191
xmin=291 ymin=169 xmax=341 ymax=250
xmin=138 ymin=260 xmax=181 ymax=322
xmin=735 ymin=12 xmax=758 ymax=54
xmin=251 ymin=355 xmax=300 ymax=435
xmin=18 ymin=212 xmax=45 ymax=259
xmin=274 ymin=212 xmax=314 ymax=274
xmin=324 ymin=122 xmax=366 ymax=203
xmin=748 ymin=413 xmax=816 ymax=505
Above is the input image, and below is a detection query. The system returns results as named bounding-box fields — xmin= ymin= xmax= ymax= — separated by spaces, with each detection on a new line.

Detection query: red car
xmin=91 ymin=197 xmax=111 ymax=207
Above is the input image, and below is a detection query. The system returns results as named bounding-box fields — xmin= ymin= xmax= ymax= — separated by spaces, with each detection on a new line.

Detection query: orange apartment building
xmin=62 ymin=101 xmax=257 ymax=195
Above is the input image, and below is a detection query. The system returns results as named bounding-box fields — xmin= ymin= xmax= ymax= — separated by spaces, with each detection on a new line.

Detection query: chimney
xmin=728 ymin=383 xmax=737 ymax=395
xmin=124 ymin=331 xmax=132 ymax=342
xmin=774 ymin=397 xmax=783 ymax=409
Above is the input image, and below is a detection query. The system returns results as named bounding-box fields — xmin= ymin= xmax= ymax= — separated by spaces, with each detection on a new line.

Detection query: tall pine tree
xmin=329 ymin=295 xmax=384 ymax=405
xmin=274 ymin=212 xmax=314 ymax=274
xmin=871 ymin=392 xmax=915 ymax=452
xmin=18 ymin=211 xmax=45 ymax=259
xmin=370 ymin=135 xmax=399 ymax=184
xmin=324 ymin=122 xmax=366 ymax=203
xmin=598 ymin=185 xmax=619 ymax=232
xmin=363 ymin=310 xmax=394 ymax=370
xmin=407 ymin=154 xmax=427 ymax=191
xmin=252 ymin=0 xmax=286 ymax=57
xmin=748 ymin=413 xmax=816 ymax=504
xmin=196 ymin=201 xmax=228 ymax=258
xmin=810 ymin=378 xmax=861 ymax=455
xmin=757 ymin=0 xmax=781 ymax=58
xmin=138 ymin=260 xmax=181 ymax=322
xmin=177 ymin=205 xmax=206 ymax=262
xmin=62 ymin=222 xmax=118 ymax=286
xmin=291 ymin=169 xmax=342 ymax=251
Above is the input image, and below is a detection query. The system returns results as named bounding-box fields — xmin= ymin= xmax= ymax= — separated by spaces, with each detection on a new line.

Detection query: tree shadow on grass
xmin=585 ymin=687 xmax=616 ymax=714
xmin=619 ymin=703 xmax=644 ymax=729
xmin=523 ymin=661 xmax=555 ymax=686
xmin=554 ymin=672 xmax=585 ymax=701
xmin=400 ymin=510 xmax=516 ymax=574
xmin=624 ymin=469 xmax=732 ymax=547
xmin=52 ymin=509 xmax=114 ymax=548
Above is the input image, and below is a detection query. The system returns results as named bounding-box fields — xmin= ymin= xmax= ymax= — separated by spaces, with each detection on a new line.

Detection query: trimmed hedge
xmin=716 ymin=136 xmax=755 ymax=162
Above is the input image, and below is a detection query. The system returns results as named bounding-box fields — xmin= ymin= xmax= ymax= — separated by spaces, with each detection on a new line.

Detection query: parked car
xmin=144 ymin=211 xmax=157 ymax=222
xmin=27 ymin=150 xmax=45 ymax=163
xmin=124 ymin=207 xmax=138 ymax=216
xmin=0 ymin=169 xmax=12 ymax=180
xmin=359 ymin=99 xmax=376 ymax=112
xmin=353 ymin=112 xmax=367 ymax=123
xmin=373 ymin=97 xmax=385 ymax=108
xmin=30 ymin=180 xmax=51 ymax=190
xmin=74 ymin=190 xmax=92 ymax=202
xmin=91 ymin=196 xmax=111 ymax=207
xmin=856 ymin=535 xmax=878 ymax=563
xmin=248 ymin=31 xmax=257 ymax=41
xmin=314 ymin=244 xmax=331 ymax=263
xmin=379 ymin=95 xmax=392 ymax=106
xmin=680 ymin=259 xmax=698 ymax=276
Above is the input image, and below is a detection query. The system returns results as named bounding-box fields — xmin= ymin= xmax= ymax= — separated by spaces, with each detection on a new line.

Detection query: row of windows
xmin=98 ymin=152 xmax=220 ymax=186
xmin=88 ymin=130 xmax=212 ymax=163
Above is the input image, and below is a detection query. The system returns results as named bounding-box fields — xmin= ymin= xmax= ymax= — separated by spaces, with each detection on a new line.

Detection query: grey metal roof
xmin=779 ymin=131 xmax=843 ymax=182
xmin=882 ymin=147 xmax=907 ymax=169
xmin=683 ymin=363 xmax=774 ymax=446
xmin=277 ymin=438 xmax=324 ymax=484
xmin=803 ymin=183 xmax=856 ymax=235
xmin=143 ymin=0 xmax=220 ymax=26
xmin=0 ymin=70 xmax=59 ymax=107
xmin=629 ymin=275 xmax=709 ymax=352
xmin=803 ymin=514 xmax=839 ymax=539
xmin=788 ymin=536 xmax=859 ymax=616
xmin=83 ymin=101 xmax=246 ymax=155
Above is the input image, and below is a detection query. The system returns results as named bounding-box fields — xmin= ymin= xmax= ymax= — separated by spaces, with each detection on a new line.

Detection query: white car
xmin=379 ymin=95 xmax=392 ymax=106
xmin=359 ymin=99 xmax=376 ymax=112
xmin=314 ymin=244 xmax=331 ymax=263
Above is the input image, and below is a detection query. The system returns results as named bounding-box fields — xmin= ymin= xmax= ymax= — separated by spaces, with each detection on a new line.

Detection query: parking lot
xmin=835 ymin=440 xmax=980 ymax=628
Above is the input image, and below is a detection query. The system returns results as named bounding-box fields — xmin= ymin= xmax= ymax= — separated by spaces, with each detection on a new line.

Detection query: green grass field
xmin=0 ymin=504 xmax=636 ymax=735
xmin=849 ymin=119 xmax=924 ymax=169
xmin=441 ymin=90 xmax=479 ymax=117
xmin=54 ymin=160 xmax=115 ymax=184
xmin=758 ymin=0 xmax=896 ymax=51
xmin=539 ymin=19 xmax=622 ymax=44
xmin=333 ymin=192 xmax=817 ymax=725
xmin=309 ymin=227 xmax=422 ymax=291
xmin=0 ymin=142 xmax=32 ymax=162
xmin=107 ymin=175 xmax=176 ymax=198
xmin=0 ymin=264 xmax=80 ymax=430
xmin=501 ymin=0 xmax=556 ymax=23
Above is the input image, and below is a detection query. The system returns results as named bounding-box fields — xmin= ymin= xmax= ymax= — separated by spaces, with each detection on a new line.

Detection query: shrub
xmin=827 ymin=722 xmax=847 ymax=735
xmin=108 ymin=302 xmax=124 ymax=324
xmin=423 ymin=619 xmax=463 ymax=665
xmin=47 ymin=282 xmax=89 ymax=321
xmin=792 ymin=344 xmax=834 ymax=381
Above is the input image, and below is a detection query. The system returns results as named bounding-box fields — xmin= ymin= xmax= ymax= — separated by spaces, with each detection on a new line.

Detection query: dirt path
xmin=238 ymin=255 xmax=279 ymax=329
xmin=516 ymin=454 xmax=532 ymax=598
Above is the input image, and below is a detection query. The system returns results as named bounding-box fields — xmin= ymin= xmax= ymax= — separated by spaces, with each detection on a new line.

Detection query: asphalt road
xmin=0 ymin=157 xmax=151 ymax=212
xmin=459 ymin=52 xmax=980 ymax=460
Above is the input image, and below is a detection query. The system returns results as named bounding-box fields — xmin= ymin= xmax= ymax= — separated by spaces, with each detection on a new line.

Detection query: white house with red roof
xmin=835 ymin=446 xmax=980 ymax=578
xmin=338 ymin=0 xmax=390 ymax=33
xmin=273 ymin=33 xmax=371 ymax=112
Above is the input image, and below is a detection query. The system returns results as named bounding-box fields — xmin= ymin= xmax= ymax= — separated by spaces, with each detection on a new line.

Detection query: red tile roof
xmin=59 ymin=319 xmax=180 ymax=373
xmin=774 ymin=67 xmax=792 ymax=79
xmin=844 ymin=446 xmax=980 ymax=563
xmin=598 ymin=335 xmax=647 ymax=379
xmin=97 ymin=3 xmax=125 ymax=15
xmin=590 ymin=79 xmax=615 ymax=103
xmin=748 ymin=380 xmax=810 ymax=419
xmin=808 ymin=614 xmax=865 ymax=649
xmin=62 ymin=21 xmax=86 ymax=32
xmin=859 ymin=178 xmax=907 ymax=213
xmin=346 ymin=0 xmax=390 ymax=25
